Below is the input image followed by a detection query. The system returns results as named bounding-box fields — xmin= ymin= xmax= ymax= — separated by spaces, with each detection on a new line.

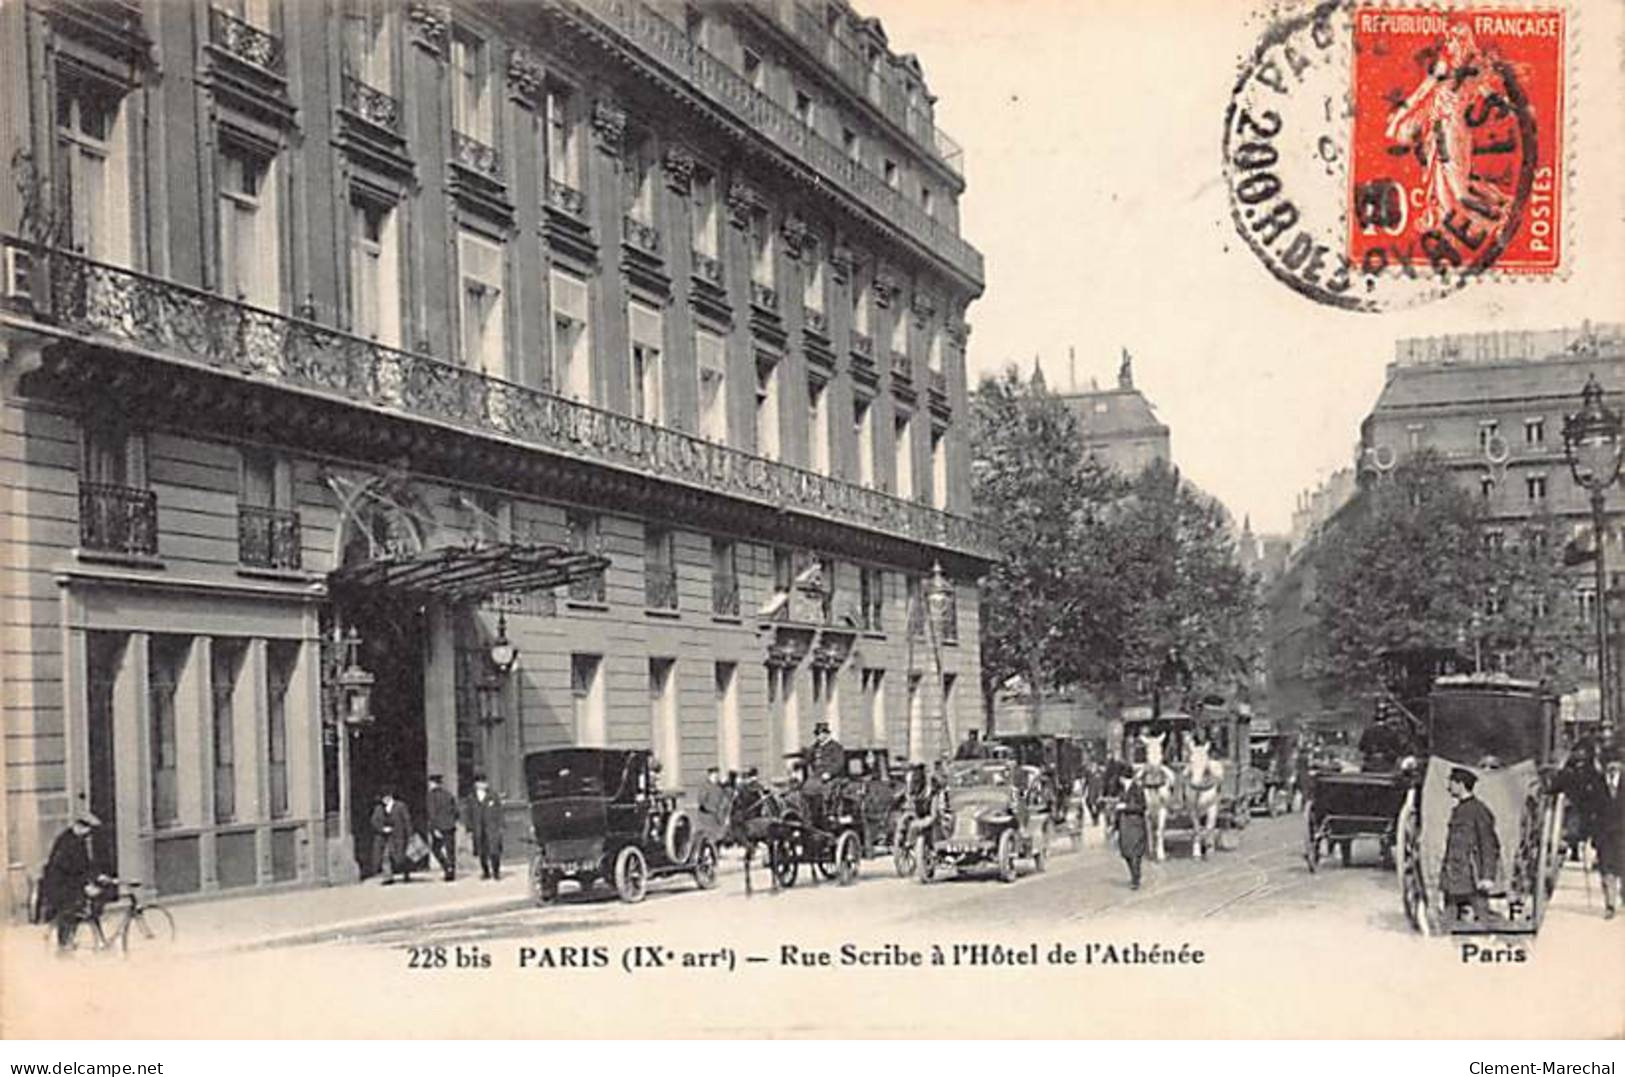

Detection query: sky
xmin=861 ymin=0 xmax=1625 ymax=534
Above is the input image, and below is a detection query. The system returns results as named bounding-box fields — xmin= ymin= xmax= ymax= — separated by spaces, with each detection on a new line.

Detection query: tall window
xmin=742 ymin=46 xmax=764 ymax=91
xmin=803 ymin=249 xmax=825 ymax=314
xmin=1525 ymin=418 xmax=1546 ymax=446
xmin=889 ymin=304 xmax=908 ymax=356
xmin=566 ymin=511 xmax=605 ymax=603
xmin=930 ymin=428 xmax=947 ymax=508
xmin=1527 ymin=474 xmax=1548 ymax=502
xmin=267 ymin=641 xmax=297 ymax=819
xmin=219 ymin=0 xmax=270 ymax=28
xmin=212 ymin=640 xmax=244 ymax=823
xmin=56 ymin=73 xmax=131 ymax=265
xmin=926 ymin=327 xmax=942 ymax=373
xmin=808 ymin=379 xmax=830 ymax=476
xmin=711 ymin=538 xmax=739 ymax=616
xmin=749 ymin=208 xmax=774 ymax=289
xmin=571 ymin=653 xmax=605 ymax=745
xmin=691 ymin=167 xmax=720 ymax=259
xmin=149 ymin=636 xmax=188 ymax=828
xmin=628 ymin=300 xmax=663 ymax=423
xmin=696 ymin=327 xmax=728 ymax=443
xmin=921 ymin=184 xmax=934 ymax=218
xmin=793 ymin=87 xmax=815 ymax=128
xmin=458 ymin=230 xmax=506 ymax=376
xmin=841 ymin=127 xmax=859 ymax=162
xmin=859 ymin=567 xmax=884 ymax=631
xmin=544 ymin=84 xmax=580 ymax=192
xmin=863 ymin=668 xmax=886 ymax=745
xmin=219 ymin=146 xmax=280 ymax=307
xmin=715 ymin=662 xmax=740 ymax=772
xmin=82 ymin=423 xmax=145 ymax=488
xmin=644 ymin=525 xmax=677 ymax=610
xmin=1477 ymin=420 xmax=1500 ymax=452
xmin=551 ymin=268 xmax=592 ymax=401
xmin=451 ymin=27 xmax=492 ymax=142
xmin=649 ymin=658 xmax=679 ymax=784
xmin=755 ymin=355 xmax=780 ymax=460
xmin=854 ymin=395 xmax=875 ymax=486
xmin=623 ymin=131 xmax=656 ymax=225
xmin=343 ymin=0 xmax=393 ymax=89
xmin=894 ymin=411 xmax=914 ymax=499
xmin=852 ymin=275 xmax=871 ymax=337
xmin=883 ymin=159 xmax=898 ymax=190
xmin=350 ymin=198 xmax=401 ymax=346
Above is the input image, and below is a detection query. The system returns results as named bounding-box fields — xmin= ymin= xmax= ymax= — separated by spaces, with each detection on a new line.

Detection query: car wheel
xmin=770 ymin=837 xmax=799 ymax=889
xmin=692 ymin=839 xmax=718 ymax=890
xmin=529 ymin=856 xmax=558 ymax=906
xmin=915 ymin=836 xmax=935 ymax=884
xmin=893 ymin=820 xmax=917 ymax=877
xmin=614 ymin=845 xmax=648 ymax=904
xmin=835 ymin=831 xmax=860 ymax=886
xmin=997 ymin=829 xmax=1018 ymax=883
xmin=664 ymin=810 xmax=695 ymax=866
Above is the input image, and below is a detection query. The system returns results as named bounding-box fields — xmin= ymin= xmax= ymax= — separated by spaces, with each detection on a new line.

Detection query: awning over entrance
xmin=329 ymin=543 xmax=610 ymax=603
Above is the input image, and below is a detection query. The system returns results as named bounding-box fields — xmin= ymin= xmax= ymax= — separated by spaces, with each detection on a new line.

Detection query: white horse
xmin=1185 ymin=736 xmax=1223 ymax=860
xmin=1137 ymin=730 xmax=1173 ymax=861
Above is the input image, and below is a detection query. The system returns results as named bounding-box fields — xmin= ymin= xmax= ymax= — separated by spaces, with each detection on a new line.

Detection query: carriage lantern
xmin=488 ymin=610 xmax=520 ymax=674
xmin=336 ymin=626 xmax=376 ymax=726
xmin=1562 ymin=373 xmax=1624 ymax=733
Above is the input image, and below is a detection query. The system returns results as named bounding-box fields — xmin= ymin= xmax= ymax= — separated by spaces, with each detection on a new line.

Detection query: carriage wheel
xmin=1034 ymin=821 xmax=1053 ymax=873
xmin=1397 ymin=789 xmax=1433 ymax=937
xmin=529 ymin=856 xmax=559 ymax=906
xmin=1303 ymin=805 xmax=1320 ymax=873
xmin=835 ymin=831 xmax=860 ymax=886
xmin=770 ymin=836 xmax=799 ymax=889
xmin=1533 ymin=793 xmax=1564 ymax=929
xmin=915 ymin=836 xmax=935 ymax=884
xmin=692 ymin=839 xmax=719 ymax=891
xmin=893 ymin=818 xmax=918 ymax=878
xmin=613 ymin=846 xmax=648 ymax=904
xmin=996 ymin=829 xmax=1018 ymax=883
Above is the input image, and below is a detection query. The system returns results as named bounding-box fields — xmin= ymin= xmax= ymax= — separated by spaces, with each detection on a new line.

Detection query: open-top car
xmin=524 ymin=748 xmax=719 ymax=904
xmin=992 ymin=733 xmax=1088 ymax=847
xmin=915 ymin=758 xmax=1053 ymax=883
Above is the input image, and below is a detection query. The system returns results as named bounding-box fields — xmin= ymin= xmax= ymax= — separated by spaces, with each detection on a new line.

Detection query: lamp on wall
xmin=336 ymin=626 xmax=375 ymax=726
xmin=488 ymin=610 xmax=520 ymax=674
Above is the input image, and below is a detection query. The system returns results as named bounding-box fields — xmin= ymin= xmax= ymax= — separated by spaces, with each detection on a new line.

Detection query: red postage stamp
xmin=1349 ymin=6 xmax=1565 ymax=276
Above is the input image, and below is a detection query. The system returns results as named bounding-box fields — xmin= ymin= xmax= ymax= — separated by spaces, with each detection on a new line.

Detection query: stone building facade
xmin=1053 ymin=350 xmax=1169 ymax=477
xmin=0 ymin=0 xmax=988 ymax=909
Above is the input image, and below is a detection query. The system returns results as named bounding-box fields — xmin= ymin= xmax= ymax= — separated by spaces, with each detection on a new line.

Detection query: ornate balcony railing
xmin=342 ymin=75 xmax=402 ymax=134
xmin=553 ymin=0 xmax=983 ymax=286
xmin=804 ymin=307 xmax=828 ymax=337
xmin=645 ymin=563 xmax=679 ymax=609
xmin=850 ymin=332 xmax=873 ymax=358
xmin=30 ymin=246 xmax=998 ymax=561
xmin=750 ymin=281 xmax=779 ymax=312
xmin=545 ymin=178 xmax=586 ymax=217
xmin=712 ymin=571 xmax=740 ymax=616
xmin=208 ymin=6 xmax=284 ymax=74
xmin=451 ymin=131 xmax=502 ymax=181
xmin=692 ymin=250 xmax=723 ymax=286
xmin=622 ymin=215 xmax=661 ymax=254
xmin=890 ymin=350 xmax=912 ymax=382
xmin=79 ymin=481 xmax=157 ymax=556
xmin=238 ymin=504 xmax=302 ymax=569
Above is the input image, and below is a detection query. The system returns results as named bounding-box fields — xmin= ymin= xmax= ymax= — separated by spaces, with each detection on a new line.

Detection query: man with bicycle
xmin=38 ymin=811 xmax=107 ymax=951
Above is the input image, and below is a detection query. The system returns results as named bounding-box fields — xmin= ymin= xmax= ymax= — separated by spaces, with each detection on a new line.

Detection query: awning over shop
xmin=328 ymin=543 xmax=610 ymax=603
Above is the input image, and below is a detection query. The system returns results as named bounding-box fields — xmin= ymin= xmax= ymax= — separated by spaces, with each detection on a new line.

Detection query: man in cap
xmin=463 ymin=773 xmax=505 ymax=881
xmin=39 ymin=810 xmax=105 ymax=950
xmin=1440 ymin=766 xmax=1499 ymax=926
xmin=802 ymin=721 xmax=845 ymax=823
xmin=426 ymin=773 xmax=459 ymax=882
xmin=1596 ymin=745 xmax=1623 ymax=919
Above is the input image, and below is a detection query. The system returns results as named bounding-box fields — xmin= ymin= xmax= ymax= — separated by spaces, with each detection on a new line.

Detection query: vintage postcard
xmin=1 ymin=0 xmax=1622 ymax=1040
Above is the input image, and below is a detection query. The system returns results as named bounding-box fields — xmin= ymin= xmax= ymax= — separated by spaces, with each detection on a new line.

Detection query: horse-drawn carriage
xmin=524 ymin=748 xmax=719 ymax=904
xmin=913 ymin=758 xmax=1053 ymax=883
xmin=717 ymin=751 xmax=872 ymax=892
xmin=1247 ymin=729 xmax=1301 ymax=817
xmin=1120 ymin=705 xmax=1260 ymax=859
xmin=1304 ymin=768 xmax=1412 ymax=871
xmin=1395 ymin=675 xmax=1567 ymax=936
xmin=992 ymin=733 xmax=1088 ymax=849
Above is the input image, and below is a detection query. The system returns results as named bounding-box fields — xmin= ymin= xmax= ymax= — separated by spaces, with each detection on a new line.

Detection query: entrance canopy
xmin=329 ymin=542 xmax=610 ymax=603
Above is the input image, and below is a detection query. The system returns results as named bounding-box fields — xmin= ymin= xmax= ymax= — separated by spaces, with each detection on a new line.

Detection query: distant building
xmin=1054 ymin=349 xmax=1170 ymax=476
xmin=1288 ymin=469 xmax=1358 ymax=556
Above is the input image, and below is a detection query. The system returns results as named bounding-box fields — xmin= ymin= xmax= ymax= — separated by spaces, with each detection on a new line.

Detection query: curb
xmin=227 ymin=894 xmax=538 ymax=954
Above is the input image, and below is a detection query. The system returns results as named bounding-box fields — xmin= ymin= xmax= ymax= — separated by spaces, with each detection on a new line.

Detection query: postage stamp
xmin=1224 ymin=0 xmax=1567 ymax=311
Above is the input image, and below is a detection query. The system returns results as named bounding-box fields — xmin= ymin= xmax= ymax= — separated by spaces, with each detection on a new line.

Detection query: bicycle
xmin=45 ymin=877 xmax=176 ymax=955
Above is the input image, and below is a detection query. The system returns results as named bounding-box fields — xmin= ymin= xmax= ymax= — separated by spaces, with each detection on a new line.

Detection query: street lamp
xmin=487 ymin=610 xmax=520 ymax=674
xmin=335 ymin=626 xmax=375 ymax=726
xmin=924 ymin=562 xmax=955 ymax=750
xmin=1562 ymin=373 xmax=1624 ymax=734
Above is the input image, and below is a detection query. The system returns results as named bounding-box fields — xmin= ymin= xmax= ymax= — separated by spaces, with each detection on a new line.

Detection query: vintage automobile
xmin=992 ymin=733 xmax=1088 ymax=848
xmin=1247 ymin=730 xmax=1301 ymax=816
xmin=1395 ymin=675 xmax=1566 ymax=936
xmin=915 ymin=758 xmax=1053 ymax=883
xmin=524 ymin=747 xmax=719 ymax=905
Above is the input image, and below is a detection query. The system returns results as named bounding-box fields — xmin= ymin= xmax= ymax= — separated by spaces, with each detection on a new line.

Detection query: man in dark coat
xmin=802 ymin=722 xmax=846 ymax=824
xmin=1440 ymin=766 xmax=1499 ymax=925
xmin=698 ymin=766 xmax=732 ymax=833
xmin=464 ymin=773 xmax=505 ymax=881
xmin=1115 ymin=771 xmax=1149 ymax=890
xmin=370 ymin=790 xmax=413 ymax=884
xmin=39 ymin=811 xmax=104 ymax=949
xmin=1596 ymin=749 xmax=1623 ymax=919
xmin=426 ymin=774 xmax=459 ymax=882
xmin=955 ymin=729 xmax=989 ymax=761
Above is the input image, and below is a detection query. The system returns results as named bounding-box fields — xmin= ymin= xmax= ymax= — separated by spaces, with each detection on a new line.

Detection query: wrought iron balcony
xmin=804 ymin=307 xmax=829 ymax=337
xmin=79 ymin=481 xmax=157 ymax=557
xmin=712 ymin=571 xmax=740 ymax=617
xmin=238 ymin=504 xmax=302 ymax=570
xmin=692 ymin=250 xmax=723 ymax=286
xmin=451 ymin=131 xmax=502 ymax=181
xmin=645 ymin=563 xmax=679 ymax=609
xmin=750 ymin=281 xmax=779 ymax=312
xmin=622 ymin=215 xmax=661 ymax=255
xmin=342 ymin=75 xmax=402 ymax=134
xmin=545 ymin=178 xmax=587 ymax=217
xmin=208 ymin=6 xmax=284 ymax=74
xmin=551 ymin=0 xmax=983 ymax=286
xmin=29 ymin=246 xmax=998 ymax=561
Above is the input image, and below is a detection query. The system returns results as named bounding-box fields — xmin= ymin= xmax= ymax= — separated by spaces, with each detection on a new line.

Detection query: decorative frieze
xmin=507 ymin=48 xmax=545 ymax=108
xmin=591 ymin=98 xmax=627 ymax=151
xmin=406 ymin=0 xmax=450 ymax=57
xmin=661 ymin=146 xmax=696 ymax=193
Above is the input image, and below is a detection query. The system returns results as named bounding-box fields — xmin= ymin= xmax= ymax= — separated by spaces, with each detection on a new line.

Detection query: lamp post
xmin=924 ymin=562 xmax=955 ymax=754
xmin=1562 ymin=373 xmax=1624 ymax=736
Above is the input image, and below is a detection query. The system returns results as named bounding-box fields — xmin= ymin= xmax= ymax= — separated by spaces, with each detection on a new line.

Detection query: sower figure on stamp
xmin=1440 ymin=766 xmax=1499 ymax=926
xmin=371 ymin=790 xmax=413 ymax=885
xmin=426 ymin=773 xmax=458 ymax=882
xmin=464 ymin=773 xmax=505 ymax=881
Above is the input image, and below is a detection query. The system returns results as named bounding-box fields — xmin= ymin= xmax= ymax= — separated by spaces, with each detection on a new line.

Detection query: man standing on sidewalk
xmin=464 ymin=773 xmax=505 ymax=881
xmin=426 ymin=774 xmax=459 ymax=882
xmin=370 ymin=790 xmax=413 ymax=885
xmin=1597 ymin=748 xmax=1623 ymax=919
